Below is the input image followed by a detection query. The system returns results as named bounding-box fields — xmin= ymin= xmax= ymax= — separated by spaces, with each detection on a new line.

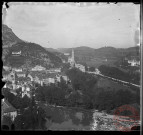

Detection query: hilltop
xmin=57 ymin=46 xmax=140 ymax=67
xmin=2 ymin=24 xmax=62 ymax=68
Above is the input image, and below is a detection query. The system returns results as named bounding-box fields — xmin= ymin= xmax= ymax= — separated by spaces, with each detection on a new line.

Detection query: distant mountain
xmin=58 ymin=46 xmax=94 ymax=53
xmin=124 ymin=46 xmax=140 ymax=58
xmin=2 ymin=24 xmax=24 ymax=62
xmin=2 ymin=24 xmax=24 ymax=48
xmin=58 ymin=46 xmax=95 ymax=59
xmin=44 ymin=47 xmax=59 ymax=53
xmin=94 ymin=46 xmax=120 ymax=58
xmin=58 ymin=46 xmax=140 ymax=57
xmin=2 ymin=24 xmax=62 ymax=68
xmin=57 ymin=46 xmax=140 ymax=67
xmin=57 ymin=48 xmax=71 ymax=54
xmin=45 ymin=48 xmax=68 ymax=62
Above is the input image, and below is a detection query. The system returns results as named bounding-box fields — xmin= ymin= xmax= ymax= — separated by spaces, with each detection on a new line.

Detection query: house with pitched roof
xmin=49 ymin=68 xmax=61 ymax=73
xmin=31 ymin=65 xmax=46 ymax=71
xmin=38 ymin=73 xmax=57 ymax=86
xmin=2 ymin=70 xmax=11 ymax=81
xmin=58 ymin=72 xmax=69 ymax=83
xmin=21 ymin=84 xmax=31 ymax=98
xmin=3 ymin=66 xmax=11 ymax=71
xmin=2 ymin=99 xmax=17 ymax=122
xmin=16 ymin=72 xmax=26 ymax=77
xmin=12 ymin=67 xmax=23 ymax=72
xmin=75 ymin=63 xmax=85 ymax=72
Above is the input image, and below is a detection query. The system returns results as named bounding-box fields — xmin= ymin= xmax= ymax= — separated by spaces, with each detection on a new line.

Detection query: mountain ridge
xmin=2 ymin=24 xmax=62 ymax=68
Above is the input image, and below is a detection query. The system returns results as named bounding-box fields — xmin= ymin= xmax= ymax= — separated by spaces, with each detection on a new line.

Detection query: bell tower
xmin=11 ymin=70 xmax=16 ymax=90
xmin=71 ymin=48 xmax=75 ymax=67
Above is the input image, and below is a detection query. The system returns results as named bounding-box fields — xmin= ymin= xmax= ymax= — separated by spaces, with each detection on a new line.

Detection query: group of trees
xmin=91 ymin=88 xmax=140 ymax=113
xmin=2 ymin=87 xmax=47 ymax=130
xmin=35 ymin=68 xmax=140 ymax=114
xmin=98 ymin=65 xmax=140 ymax=84
xmin=14 ymin=106 xmax=47 ymax=130
xmin=35 ymin=85 xmax=67 ymax=106
xmin=2 ymin=88 xmax=30 ymax=109
xmin=66 ymin=68 xmax=139 ymax=113
xmin=66 ymin=68 xmax=97 ymax=92
xmin=3 ymin=67 xmax=140 ymax=130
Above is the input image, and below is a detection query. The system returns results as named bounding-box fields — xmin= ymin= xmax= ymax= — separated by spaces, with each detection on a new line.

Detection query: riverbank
xmin=39 ymin=102 xmax=140 ymax=130
xmin=38 ymin=101 xmax=139 ymax=120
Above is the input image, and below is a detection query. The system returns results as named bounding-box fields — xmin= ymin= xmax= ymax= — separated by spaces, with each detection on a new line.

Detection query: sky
xmin=3 ymin=2 xmax=140 ymax=49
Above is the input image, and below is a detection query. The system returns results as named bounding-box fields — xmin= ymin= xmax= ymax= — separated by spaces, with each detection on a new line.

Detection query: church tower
xmin=71 ymin=48 xmax=75 ymax=67
xmin=72 ymin=49 xmax=74 ymax=62
xmin=11 ymin=70 xmax=16 ymax=90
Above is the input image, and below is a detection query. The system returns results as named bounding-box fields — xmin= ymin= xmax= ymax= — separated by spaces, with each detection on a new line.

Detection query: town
xmin=2 ymin=48 xmax=87 ymax=128
xmin=2 ymin=2 xmax=140 ymax=131
xmin=2 ymin=48 xmax=140 ymax=130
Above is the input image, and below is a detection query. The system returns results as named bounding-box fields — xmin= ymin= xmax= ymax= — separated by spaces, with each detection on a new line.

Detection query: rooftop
xmin=17 ymin=76 xmax=31 ymax=82
xmin=2 ymin=99 xmax=17 ymax=113
xmin=2 ymin=70 xmax=11 ymax=75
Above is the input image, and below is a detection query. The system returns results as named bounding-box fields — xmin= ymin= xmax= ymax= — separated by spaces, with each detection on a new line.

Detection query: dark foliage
xmin=98 ymin=65 xmax=140 ymax=84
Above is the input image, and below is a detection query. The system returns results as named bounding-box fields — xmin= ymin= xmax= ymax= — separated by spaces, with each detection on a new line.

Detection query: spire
xmin=71 ymin=48 xmax=75 ymax=67
xmin=72 ymin=48 xmax=74 ymax=62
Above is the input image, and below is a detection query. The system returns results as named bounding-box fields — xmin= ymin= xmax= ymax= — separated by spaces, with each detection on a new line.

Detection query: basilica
xmin=68 ymin=49 xmax=85 ymax=72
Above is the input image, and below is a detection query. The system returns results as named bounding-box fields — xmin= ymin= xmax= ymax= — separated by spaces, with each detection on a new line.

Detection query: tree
xmin=14 ymin=115 xmax=23 ymax=130
xmin=16 ymin=88 xmax=22 ymax=97
xmin=21 ymin=95 xmax=31 ymax=108
xmin=2 ymin=115 xmax=13 ymax=130
xmin=37 ymin=107 xmax=47 ymax=129
xmin=59 ymin=76 xmax=68 ymax=90
xmin=89 ymin=67 xmax=95 ymax=72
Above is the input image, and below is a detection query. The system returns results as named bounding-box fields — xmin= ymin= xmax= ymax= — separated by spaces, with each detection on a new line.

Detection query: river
xmin=39 ymin=103 xmax=119 ymax=131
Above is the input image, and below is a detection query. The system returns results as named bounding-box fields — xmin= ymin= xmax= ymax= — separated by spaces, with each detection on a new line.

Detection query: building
xmin=128 ymin=59 xmax=140 ymax=67
xmin=12 ymin=68 xmax=23 ymax=72
xmin=95 ymin=68 xmax=100 ymax=74
xmin=61 ymin=76 xmax=68 ymax=82
xmin=27 ymin=74 xmax=34 ymax=82
xmin=16 ymin=72 xmax=26 ymax=78
xmin=31 ymin=65 xmax=46 ymax=71
xmin=68 ymin=49 xmax=75 ymax=67
xmin=2 ymin=70 xmax=11 ymax=81
xmin=62 ymin=59 xmax=66 ymax=63
xmin=57 ymin=72 xmax=69 ymax=83
xmin=68 ymin=49 xmax=85 ymax=72
xmin=3 ymin=66 xmax=11 ymax=71
xmin=21 ymin=85 xmax=31 ymax=98
xmin=75 ymin=63 xmax=85 ymax=72
xmin=33 ymin=72 xmax=57 ymax=86
xmin=56 ymin=75 xmax=61 ymax=83
xmin=12 ymin=50 xmax=21 ymax=56
xmin=48 ymin=68 xmax=61 ymax=73
xmin=48 ymin=78 xmax=55 ymax=84
xmin=2 ymin=99 xmax=17 ymax=122
xmin=46 ymin=73 xmax=57 ymax=84
xmin=64 ymin=53 xmax=70 ymax=56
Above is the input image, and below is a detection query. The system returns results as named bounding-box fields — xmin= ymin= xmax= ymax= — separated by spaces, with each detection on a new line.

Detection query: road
xmin=87 ymin=71 xmax=140 ymax=88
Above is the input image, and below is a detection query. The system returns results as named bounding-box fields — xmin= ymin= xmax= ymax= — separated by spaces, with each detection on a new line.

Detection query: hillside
xmin=58 ymin=46 xmax=95 ymax=54
xmin=2 ymin=24 xmax=24 ymax=62
xmin=44 ymin=47 xmax=59 ymax=53
xmin=44 ymin=47 xmax=68 ymax=62
xmin=58 ymin=46 xmax=140 ymax=67
xmin=2 ymin=24 xmax=24 ymax=48
xmin=2 ymin=24 xmax=62 ymax=68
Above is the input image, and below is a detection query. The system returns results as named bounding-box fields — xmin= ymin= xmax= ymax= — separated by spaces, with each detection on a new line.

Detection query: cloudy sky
xmin=4 ymin=2 xmax=140 ymax=49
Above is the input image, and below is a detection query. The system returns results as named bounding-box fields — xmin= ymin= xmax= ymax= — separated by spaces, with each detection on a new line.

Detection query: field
xmin=85 ymin=58 xmax=117 ymax=68
xmin=96 ymin=77 xmax=137 ymax=94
